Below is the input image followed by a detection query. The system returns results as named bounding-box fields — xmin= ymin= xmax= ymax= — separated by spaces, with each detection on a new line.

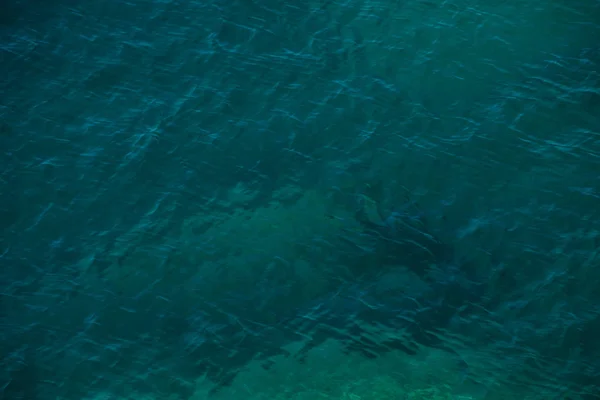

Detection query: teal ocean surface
xmin=1 ymin=0 xmax=599 ymax=399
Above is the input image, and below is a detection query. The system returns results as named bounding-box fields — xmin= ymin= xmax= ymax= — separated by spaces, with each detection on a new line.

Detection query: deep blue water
xmin=2 ymin=0 xmax=600 ymax=399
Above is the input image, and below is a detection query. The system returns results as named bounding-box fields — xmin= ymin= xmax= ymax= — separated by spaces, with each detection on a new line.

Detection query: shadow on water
xmin=0 ymin=0 xmax=81 ymax=28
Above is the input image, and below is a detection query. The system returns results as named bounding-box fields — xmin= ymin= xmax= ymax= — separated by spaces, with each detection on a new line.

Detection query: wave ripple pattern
xmin=1 ymin=1 xmax=599 ymax=400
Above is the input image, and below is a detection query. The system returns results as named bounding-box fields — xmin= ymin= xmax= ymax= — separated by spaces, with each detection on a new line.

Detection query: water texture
xmin=1 ymin=0 xmax=600 ymax=399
